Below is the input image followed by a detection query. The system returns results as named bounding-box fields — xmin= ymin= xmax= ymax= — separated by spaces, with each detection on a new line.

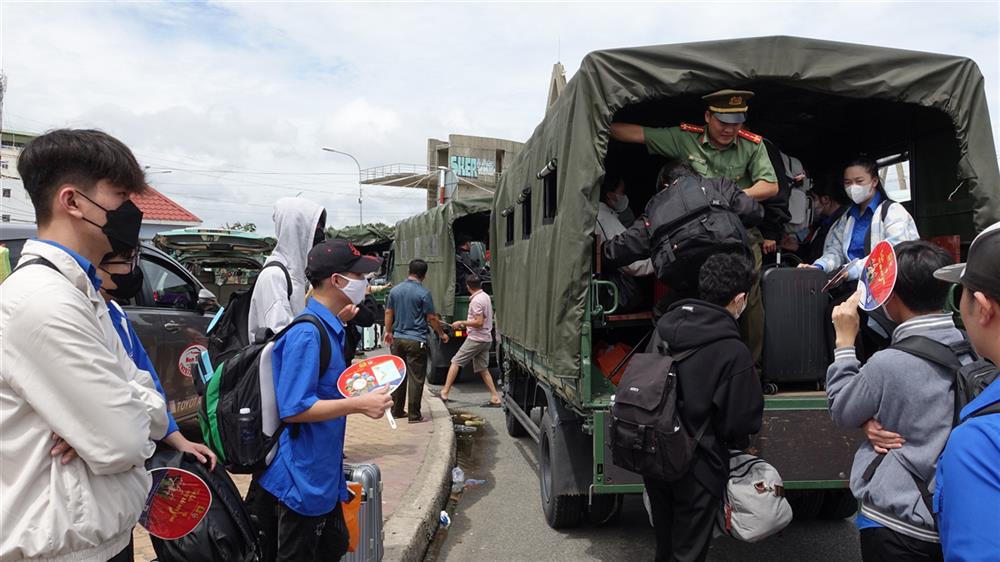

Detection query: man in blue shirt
xmin=933 ymin=222 xmax=1000 ymax=561
xmin=251 ymin=239 xmax=392 ymax=562
xmin=384 ymin=259 xmax=449 ymax=423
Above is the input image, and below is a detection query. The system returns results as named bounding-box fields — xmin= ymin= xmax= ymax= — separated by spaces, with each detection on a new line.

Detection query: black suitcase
xmin=762 ymin=267 xmax=830 ymax=387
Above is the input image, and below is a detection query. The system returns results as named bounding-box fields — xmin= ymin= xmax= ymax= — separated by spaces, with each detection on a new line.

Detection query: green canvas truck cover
xmin=393 ymin=195 xmax=493 ymax=319
xmin=326 ymin=223 xmax=394 ymax=252
xmin=492 ymin=35 xmax=999 ymax=381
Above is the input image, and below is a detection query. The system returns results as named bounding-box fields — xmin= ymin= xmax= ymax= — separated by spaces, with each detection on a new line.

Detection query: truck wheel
xmin=586 ymin=494 xmax=623 ymax=526
xmin=539 ymin=410 xmax=584 ymax=529
xmin=818 ymin=489 xmax=858 ymax=520
xmin=786 ymin=490 xmax=825 ymax=520
xmin=504 ymin=400 xmax=528 ymax=438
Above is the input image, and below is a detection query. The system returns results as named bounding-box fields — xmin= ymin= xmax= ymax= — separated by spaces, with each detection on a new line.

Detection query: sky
xmin=1 ymin=1 xmax=997 ymax=235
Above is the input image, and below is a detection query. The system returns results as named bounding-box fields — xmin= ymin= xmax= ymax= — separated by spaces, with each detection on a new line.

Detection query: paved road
xmin=426 ymin=380 xmax=862 ymax=562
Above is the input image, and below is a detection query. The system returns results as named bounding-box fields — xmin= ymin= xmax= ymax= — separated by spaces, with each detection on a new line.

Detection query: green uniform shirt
xmin=643 ymin=126 xmax=777 ymax=189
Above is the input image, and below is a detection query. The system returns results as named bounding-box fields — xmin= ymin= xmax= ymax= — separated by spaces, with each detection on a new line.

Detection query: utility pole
xmin=321 ymin=147 xmax=363 ymax=225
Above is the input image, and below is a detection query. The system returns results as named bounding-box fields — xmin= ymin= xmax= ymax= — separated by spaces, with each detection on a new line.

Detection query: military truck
xmin=388 ymin=195 xmax=495 ymax=384
xmin=491 ymin=36 xmax=1000 ymax=528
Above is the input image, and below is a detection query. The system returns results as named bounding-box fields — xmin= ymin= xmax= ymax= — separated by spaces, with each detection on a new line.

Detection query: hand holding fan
xmin=337 ymin=355 xmax=407 ymax=429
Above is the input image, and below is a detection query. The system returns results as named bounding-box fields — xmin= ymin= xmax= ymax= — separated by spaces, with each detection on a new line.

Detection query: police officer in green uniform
xmin=610 ymin=89 xmax=778 ymax=364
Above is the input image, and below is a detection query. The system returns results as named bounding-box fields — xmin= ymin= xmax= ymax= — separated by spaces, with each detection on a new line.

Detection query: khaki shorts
xmin=451 ymin=339 xmax=492 ymax=372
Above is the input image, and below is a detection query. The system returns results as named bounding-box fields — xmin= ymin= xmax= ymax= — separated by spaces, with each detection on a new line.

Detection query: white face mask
xmin=846 ymin=182 xmax=874 ymax=205
xmin=612 ymin=193 xmax=630 ymax=214
xmin=335 ymin=274 xmax=368 ymax=305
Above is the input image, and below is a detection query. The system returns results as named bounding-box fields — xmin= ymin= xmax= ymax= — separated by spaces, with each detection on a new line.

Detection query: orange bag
xmin=342 ymin=481 xmax=363 ymax=552
xmin=594 ymin=341 xmax=633 ymax=386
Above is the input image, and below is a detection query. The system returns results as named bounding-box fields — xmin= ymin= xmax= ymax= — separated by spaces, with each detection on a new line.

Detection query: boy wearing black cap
xmin=251 ymin=239 xmax=393 ymax=562
xmin=933 ymin=222 xmax=1000 ymax=561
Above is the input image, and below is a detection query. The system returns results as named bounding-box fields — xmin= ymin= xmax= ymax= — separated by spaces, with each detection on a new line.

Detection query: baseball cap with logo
xmin=934 ymin=221 xmax=1000 ymax=300
xmin=306 ymin=239 xmax=382 ymax=281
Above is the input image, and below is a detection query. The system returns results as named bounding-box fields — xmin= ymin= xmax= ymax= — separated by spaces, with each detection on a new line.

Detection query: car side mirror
xmin=197 ymin=288 xmax=219 ymax=314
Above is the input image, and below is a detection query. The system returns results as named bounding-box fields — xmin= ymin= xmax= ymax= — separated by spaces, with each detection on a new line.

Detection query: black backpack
xmin=207 ymin=262 xmax=291 ymax=365
xmin=645 ymin=175 xmax=750 ymax=287
xmin=609 ymin=336 xmax=706 ymax=481
xmin=862 ymin=335 xmax=999 ymax=513
xmin=148 ymin=448 xmax=260 ymax=562
xmin=199 ymin=314 xmax=331 ymax=474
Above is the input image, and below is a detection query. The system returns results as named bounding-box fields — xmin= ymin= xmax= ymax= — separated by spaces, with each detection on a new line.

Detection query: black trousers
xmin=249 ymin=483 xmax=350 ymax=562
xmin=643 ymin=472 xmax=719 ymax=562
xmin=860 ymin=527 xmax=943 ymax=562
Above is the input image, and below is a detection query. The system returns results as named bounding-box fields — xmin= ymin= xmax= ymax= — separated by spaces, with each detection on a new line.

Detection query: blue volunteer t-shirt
xmin=107 ymin=302 xmax=180 ymax=437
xmin=387 ymin=279 xmax=435 ymax=342
xmin=260 ymin=297 xmax=349 ymax=517
xmin=36 ymin=239 xmax=102 ymax=290
xmin=935 ymin=380 xmax=1000 ymax=559
xmin=846 ymin=191 xmax=884 ymax=261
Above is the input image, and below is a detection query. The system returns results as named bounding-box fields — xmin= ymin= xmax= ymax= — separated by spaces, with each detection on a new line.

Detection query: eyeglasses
xmin=101 ymin=252 xmax=140 ymax=272
xmin=947 ymin=284 xmax=963 ymax=313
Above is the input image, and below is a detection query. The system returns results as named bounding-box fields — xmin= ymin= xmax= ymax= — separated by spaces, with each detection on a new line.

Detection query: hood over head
xmin=268 ymin=197 xmax=325 ymax=298
xmin=657 ymin=298 xmax=742 ymax=352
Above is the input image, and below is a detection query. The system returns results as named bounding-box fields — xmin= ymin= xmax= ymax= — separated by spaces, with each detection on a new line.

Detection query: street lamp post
xmin=321 ymin=147 xmax=363 ymax=225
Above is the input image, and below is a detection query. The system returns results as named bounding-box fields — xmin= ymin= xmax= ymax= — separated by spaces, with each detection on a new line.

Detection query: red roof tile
xmin=133 ymin=185 xmax=201 ymax=224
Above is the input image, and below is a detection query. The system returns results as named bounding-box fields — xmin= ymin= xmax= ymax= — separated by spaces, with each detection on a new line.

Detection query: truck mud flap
xmin=540 ymin=384 xmax=594 ymax=497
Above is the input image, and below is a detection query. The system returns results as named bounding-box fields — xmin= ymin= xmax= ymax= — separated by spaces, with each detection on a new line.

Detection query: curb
xmin=382 ymin=388 xmax=455 ymax=562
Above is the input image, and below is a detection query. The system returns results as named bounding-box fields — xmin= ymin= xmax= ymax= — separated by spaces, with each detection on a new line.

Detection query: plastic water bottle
xmin=451 ymin=466 xmax=465 ymax=493
xmin=238 ymin=407 xmax=256 ymax=463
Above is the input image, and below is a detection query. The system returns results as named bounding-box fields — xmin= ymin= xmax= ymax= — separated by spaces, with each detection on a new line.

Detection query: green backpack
xmin=197 ymin=315 xmax=331 ymax=473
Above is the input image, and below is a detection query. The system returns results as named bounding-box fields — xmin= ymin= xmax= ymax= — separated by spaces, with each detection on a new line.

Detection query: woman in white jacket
xmin=801 ymin=156 xmax=919 ymax=280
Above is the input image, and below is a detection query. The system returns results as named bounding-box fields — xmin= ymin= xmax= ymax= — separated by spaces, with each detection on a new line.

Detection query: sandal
xmin=430 ymin=389 xmax=451 ymax=403
xmin=481 ymin=401 xmax=502 ymax=408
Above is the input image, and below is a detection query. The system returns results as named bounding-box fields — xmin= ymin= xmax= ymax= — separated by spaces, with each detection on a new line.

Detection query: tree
xmin=221 ymin=222 xmax=257 ymax=232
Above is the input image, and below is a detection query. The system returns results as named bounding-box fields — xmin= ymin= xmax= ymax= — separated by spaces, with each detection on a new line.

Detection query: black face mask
xmin=76 ymin=191 xmax=144 ymax=254
xmin=101 ymin=261 xmax=144 ymax=300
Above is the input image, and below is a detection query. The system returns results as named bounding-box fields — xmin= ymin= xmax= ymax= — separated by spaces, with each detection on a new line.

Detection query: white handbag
xmin=717 ymin=451 xmax=794 ymax=543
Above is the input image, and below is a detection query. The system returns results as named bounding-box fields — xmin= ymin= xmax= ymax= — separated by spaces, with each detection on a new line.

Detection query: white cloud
xmin=1 ymin=1 xmax=997 ymax=233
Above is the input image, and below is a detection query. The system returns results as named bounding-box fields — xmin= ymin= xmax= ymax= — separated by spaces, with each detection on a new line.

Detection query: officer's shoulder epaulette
xmin=679 ymin=123 xmax=704 ymax=134
xmin=737 ymin=129 xmax=763 ymax=144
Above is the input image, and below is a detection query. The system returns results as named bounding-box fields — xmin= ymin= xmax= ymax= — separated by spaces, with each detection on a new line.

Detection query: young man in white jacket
xmin=0 ymin=129 xmax=169 ymax=562
xmin=247 ymin=197 xmax=327 ymax=342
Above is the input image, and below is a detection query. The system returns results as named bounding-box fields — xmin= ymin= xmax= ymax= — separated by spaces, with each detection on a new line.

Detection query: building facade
xmin=361 ymin=134 xmax=524 ymax=209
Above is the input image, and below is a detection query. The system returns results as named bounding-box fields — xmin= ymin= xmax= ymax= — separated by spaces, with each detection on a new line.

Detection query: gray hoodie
xmin=827 ymin=313 xmax=971 ymax=543
xmin=248 ymin=197 xmax=325 ymax=343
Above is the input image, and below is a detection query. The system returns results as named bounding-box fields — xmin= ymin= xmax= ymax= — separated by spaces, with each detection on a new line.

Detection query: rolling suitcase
xmin=762 ymin=267 xmax=829 ymax=388
xmin=342 ymin=463 xmax=384 ymax=562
